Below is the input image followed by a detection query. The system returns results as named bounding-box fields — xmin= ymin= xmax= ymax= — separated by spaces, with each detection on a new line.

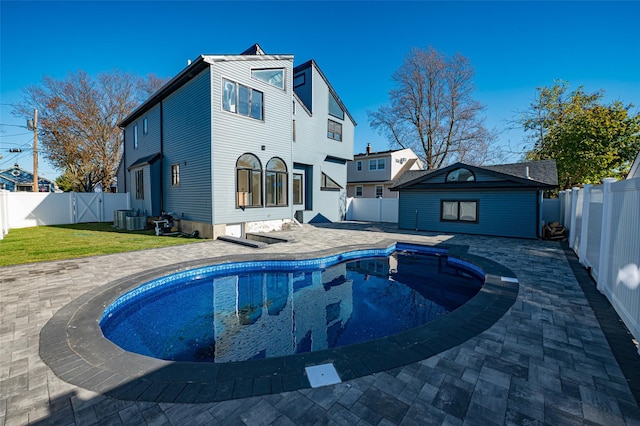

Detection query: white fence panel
xmin=584 ymin=185 xmax=603 ymax=277
xmin=3 ymin=192 xmax=130 ymax=230
xmin=598 ymin=178 xmax=640 ymax=346
xmin=570 ymin=187 xmax=584 ymax=255
xmin=346 ymin=198 xmax=399 ymax=223
xmin=102 ymin=193 xmax=130 ymax=222
xmin=8 ymin=192 xmax=74 ymax=228
xmin=563 ymin=178 xmax=640 ymax=353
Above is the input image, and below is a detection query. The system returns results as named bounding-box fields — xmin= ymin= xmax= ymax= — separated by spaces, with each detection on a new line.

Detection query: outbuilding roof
xmin=391 ymin=160 xmax=558 ymax=190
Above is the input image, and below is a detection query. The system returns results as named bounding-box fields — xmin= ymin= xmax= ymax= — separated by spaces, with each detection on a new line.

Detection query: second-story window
xmin=133 ymin=124 xmax=138 ymax=149
xmin=251 ymin=68 xmax=285 ymax=90
xmin=327 ymin=119 xmax=342 ymax=141
xmin=328 ymin=92 xmax=344 ymax=119
xmin=356 ymin=161 xmax=362 ymax=171
xmin=223 ymin=79 xmax=263 ymax=120
xmin=143 ymin=118 xmax=148 ymax=135
xmin=369 ymin=159 xmax=385 ymax=171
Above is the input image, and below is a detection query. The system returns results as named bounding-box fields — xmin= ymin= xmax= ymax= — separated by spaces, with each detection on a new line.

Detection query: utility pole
xmin=31 ymin=109 xmax=38 ymax=192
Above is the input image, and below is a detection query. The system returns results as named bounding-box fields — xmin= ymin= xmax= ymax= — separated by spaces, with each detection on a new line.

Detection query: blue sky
xmin=1 ymin=1 xmax=639 ymax=180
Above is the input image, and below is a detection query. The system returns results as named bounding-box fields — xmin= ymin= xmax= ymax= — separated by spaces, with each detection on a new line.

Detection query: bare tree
xmin=14 ymin=70 xmax=167 ymax=192
xmin=369 ymin=47 xmax=495 ymax=169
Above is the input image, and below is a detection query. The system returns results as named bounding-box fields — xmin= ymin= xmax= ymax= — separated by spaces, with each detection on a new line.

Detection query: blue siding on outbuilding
xmin=398 ymin=190 xmax=539 ymax=239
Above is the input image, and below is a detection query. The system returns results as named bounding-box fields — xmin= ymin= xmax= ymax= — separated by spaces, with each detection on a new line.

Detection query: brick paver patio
xmin=1 ymin=222 xmax=639 ymax=425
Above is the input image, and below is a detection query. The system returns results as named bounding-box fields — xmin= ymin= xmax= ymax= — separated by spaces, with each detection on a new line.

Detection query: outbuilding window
xmin=445 ymin=167 xmax=475 ymax=182
xmin=441 ymin=200 xmax=478 ymax=222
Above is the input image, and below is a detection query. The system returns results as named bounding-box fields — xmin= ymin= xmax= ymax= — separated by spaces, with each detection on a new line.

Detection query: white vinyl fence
xmin=0 ymin=191 xmax=130 ymax=239
xmin=346 ymin=197 xmax=399 ymax=223
xmin=561 ymin=178 xmax=640 ymax=352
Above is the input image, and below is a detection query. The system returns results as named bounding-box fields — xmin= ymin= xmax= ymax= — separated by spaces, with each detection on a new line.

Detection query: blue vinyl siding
xmin=162 ymin=69 xmax=212 ymax=223
xmin=398 ymin=190 xmax=538 ymax=239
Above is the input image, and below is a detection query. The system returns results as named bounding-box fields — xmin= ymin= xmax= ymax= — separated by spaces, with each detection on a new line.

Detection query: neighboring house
xmin=93 ymin=177 xmax=118 ymax=193
xmin=0 ymin=163 xmax=56 ymax=192
xmin=627 ymin=151 xmax=640 ymax=180
xmin=392 ymin=160 xmax=558 ymax=239
xmin=346 ymin=145 xmax=423 ymax=199
xmin=117 ymin=44 xmax=355 ymax=238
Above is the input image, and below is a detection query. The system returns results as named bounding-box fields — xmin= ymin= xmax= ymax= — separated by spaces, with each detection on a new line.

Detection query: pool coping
xmin=39 ymin=240 xmax=519 ymax=403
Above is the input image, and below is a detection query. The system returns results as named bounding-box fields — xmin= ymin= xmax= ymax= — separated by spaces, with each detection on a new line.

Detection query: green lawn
xmin=0 ymin=222 xmax=203 ymax=267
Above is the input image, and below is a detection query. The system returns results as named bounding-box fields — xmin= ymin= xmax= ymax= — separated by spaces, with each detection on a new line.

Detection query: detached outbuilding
xmin=392 ymin=160 xmax=558 ymax=239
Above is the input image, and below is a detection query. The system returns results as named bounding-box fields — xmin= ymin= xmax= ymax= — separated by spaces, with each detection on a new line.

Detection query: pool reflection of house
xmin=211 ymin=263 xmax=354 ymax=363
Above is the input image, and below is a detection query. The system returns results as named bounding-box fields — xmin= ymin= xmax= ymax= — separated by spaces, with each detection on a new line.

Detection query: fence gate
xmin=74 ymin=193 xmax=103 ymax=223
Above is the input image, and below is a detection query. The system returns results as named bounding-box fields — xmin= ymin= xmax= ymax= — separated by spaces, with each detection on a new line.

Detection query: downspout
xmin=159 ymin=100 xmax=164 ymax=213
xmin=536 ymin=189 xmax=542 ymax=238
xmin=122 ymin=129 xmax=127 ymax=194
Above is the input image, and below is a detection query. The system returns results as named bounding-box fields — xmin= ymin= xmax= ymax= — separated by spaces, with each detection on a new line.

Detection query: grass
xmin=0 ymin=222 xmax=203 ymax=267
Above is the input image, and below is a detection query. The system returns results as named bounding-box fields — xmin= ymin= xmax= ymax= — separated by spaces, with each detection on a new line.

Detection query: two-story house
xmin=0 ymin=164 xmax=56 ymax=192
xmin=346 ymin=145 xmax=423 ymax=199
xmin=117 ymin=44 xmax=355 ymax=238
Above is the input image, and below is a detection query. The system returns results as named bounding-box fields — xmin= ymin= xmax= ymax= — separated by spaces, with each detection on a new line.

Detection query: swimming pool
xmin=100 ymin=243 xmax=484 ymax=363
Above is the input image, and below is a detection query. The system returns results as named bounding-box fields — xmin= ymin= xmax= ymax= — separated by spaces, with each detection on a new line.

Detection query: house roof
xmin=0 ymin=164 xmax=55 ymax=186
xmin=391 ymin=160 xmax=558 ymax=190
xmin=354 ymin=147 xmax=409 ymax=158
xmin=293 ymin=60 xmax=357 ymax=126
xmin=120 ymin=44 xmax=294 ymax=128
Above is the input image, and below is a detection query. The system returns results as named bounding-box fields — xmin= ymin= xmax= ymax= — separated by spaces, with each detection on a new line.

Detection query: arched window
xmin=265 ymin=157 xmax=288 ymax=207
xmin=446 ymin=167 xmax=475 ymax=183
xmin=236 ymin=153 xmax=262 ymax=208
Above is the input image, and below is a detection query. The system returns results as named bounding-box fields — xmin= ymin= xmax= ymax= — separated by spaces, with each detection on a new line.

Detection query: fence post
xmin=578 ymin=184 xmax=592 ymax=266
xmin=596 ymin=178 xmax=618 ymax=293
xmin=0 ymin=190 xmax=7 ymax=240
xmin=569 ymin=187 xmax=580 ymax=250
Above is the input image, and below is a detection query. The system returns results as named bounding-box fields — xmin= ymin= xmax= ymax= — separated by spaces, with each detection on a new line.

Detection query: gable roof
xmin=0 ymin=164 xmax=55 ymax=185
xmin=120 ymin=44 xmax=294 ymax=128
xmin=240 ymin=43 xmax=265 ymax=55
xmin=293 ymin=60 xmax=357 ymax=126
xmin=392 ymin=160 xmax=558 ymax=190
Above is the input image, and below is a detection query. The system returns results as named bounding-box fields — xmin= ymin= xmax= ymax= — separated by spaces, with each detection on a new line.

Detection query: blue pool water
xmin=100 ymin=244 xmax=484 ymax=363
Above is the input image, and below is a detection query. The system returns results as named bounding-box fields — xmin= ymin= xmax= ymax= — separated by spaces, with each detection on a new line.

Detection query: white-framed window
xmin=375 ymin=186 xmax=383 ymax=198
xmin=369 ymin=158 xmax=385 ymax=171
xmin=133 ymin=124 xmax=138 ymax=149
xmin=356 ymin=161 xmax=362 ymax=171
xmin=327 ymin=119 xmax=342 ymax=141
xmin=293 ymin=173 xmax=304 ymax=205
xmin=355 ymin=186 xmax=363 ymax=197
xmin=171 ymin=164 xmax=180 ymax=186
xmin=223 ymin=79 xmax=263 ymax=120
xmin=441 ymin=200 xmax=478 ymax=222
xmin=251 ymin=68 xmax=285 ymax=90
xmin=143 ymin=118 xmax=148 ymax=135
